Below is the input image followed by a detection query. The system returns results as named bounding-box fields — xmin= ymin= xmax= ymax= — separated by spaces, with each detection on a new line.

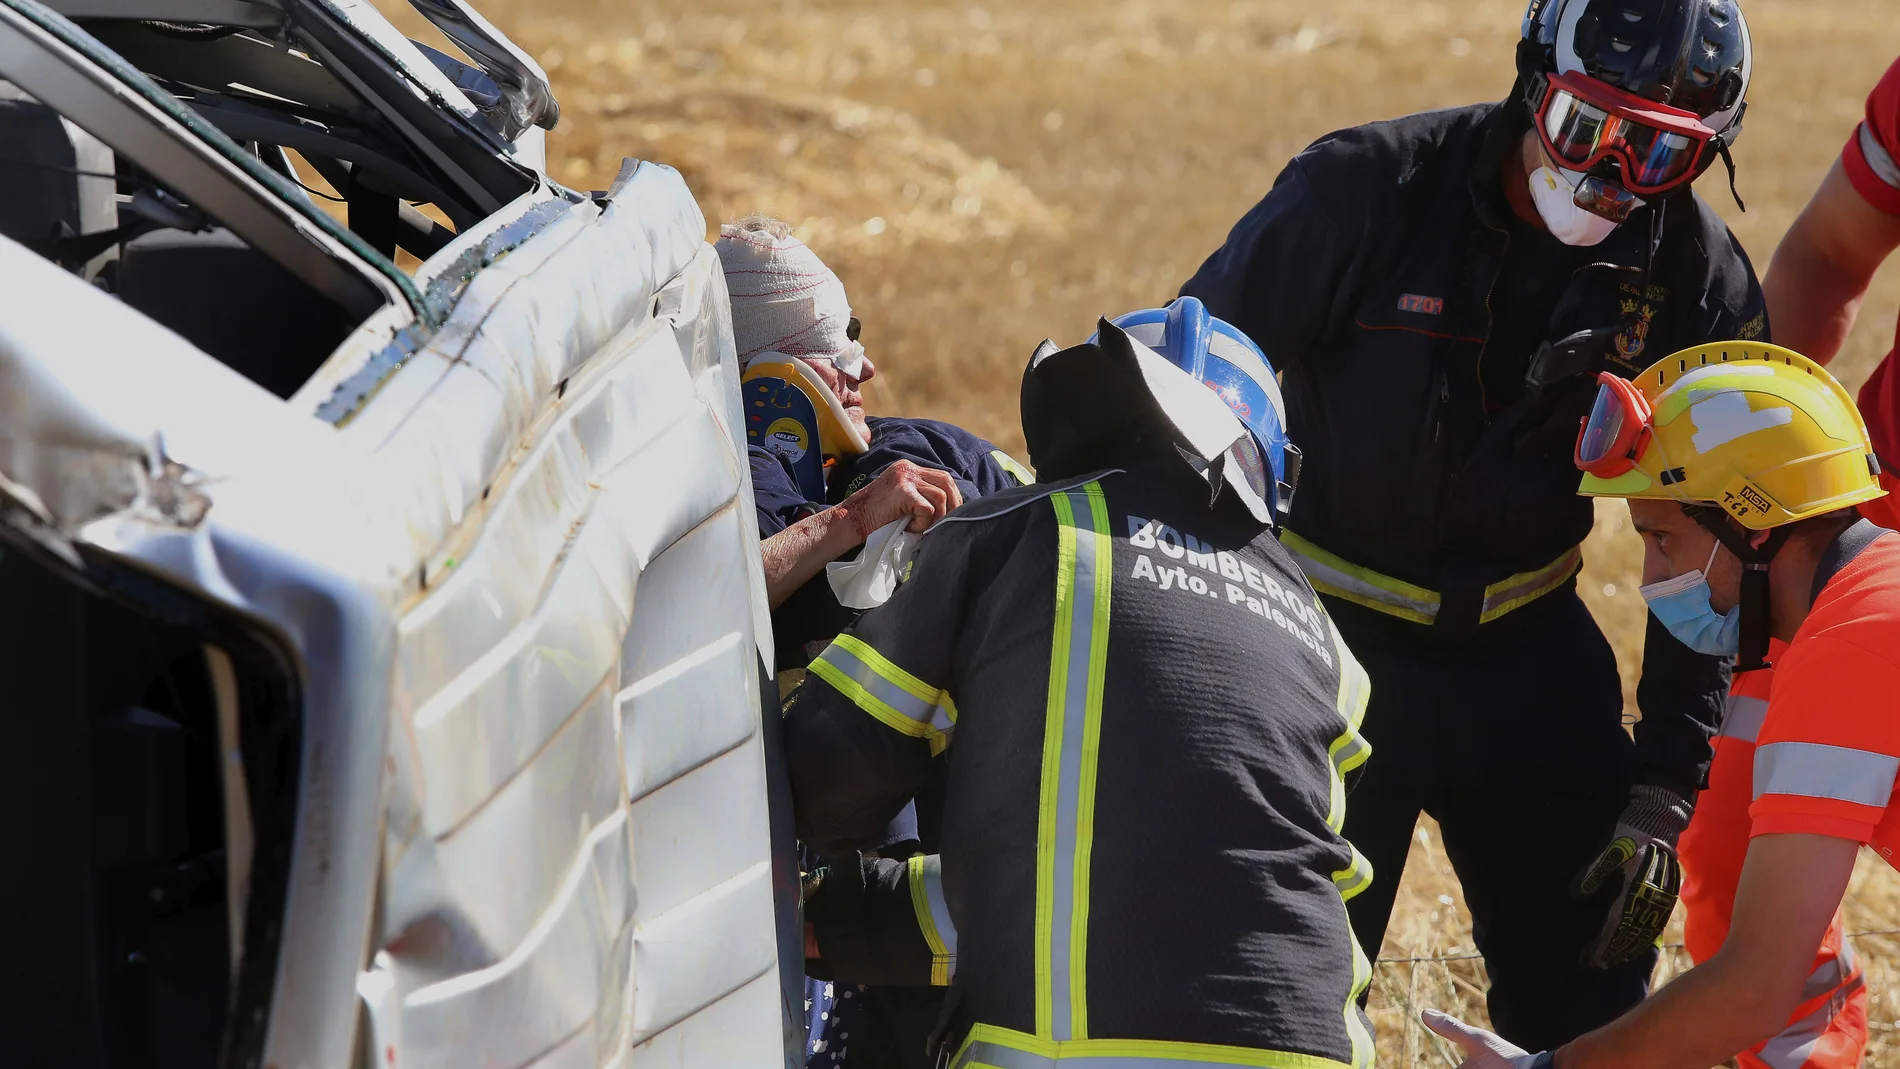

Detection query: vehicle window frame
xmin=0 ymin=0 xmax=425 ymax=322
xmin=265 ymin=0 xmax=535 ymax=215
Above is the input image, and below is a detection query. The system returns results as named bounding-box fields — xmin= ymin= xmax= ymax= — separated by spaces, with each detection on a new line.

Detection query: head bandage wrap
xmin=715 ymin=221 xmax=866 ymax=377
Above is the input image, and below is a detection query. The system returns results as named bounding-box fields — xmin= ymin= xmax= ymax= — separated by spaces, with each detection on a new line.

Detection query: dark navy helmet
xmin=1097 ymin=297 xmax=1299 ymax=514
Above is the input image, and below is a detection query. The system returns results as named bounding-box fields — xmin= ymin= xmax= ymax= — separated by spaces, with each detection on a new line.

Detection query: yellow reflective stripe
xmin=809 ymin=635 xmax=956 ymax=756
xmin=1037 ymin=482 xmax=1112 ymax=1041
xmin=952 ymin=1023 xmax=1355 ymax=1069
xmin=1321 ymin=618 xmax=1374 ymax=1068
xmin=1323 ymin=620 xmax=1373 ymax=834
xmin=908 ymin=854 xmax=957 ymax=986
xmin=1478 ymin=546 xmax=1583 ymax=623
xmin=1034 ymin=491 xmax=1078 ymax=1038
xmin=1283 ymin=532 xmax=1578 ymax=625
xmin=1279 ymin=530 xmax=1439 ymax=625
xmin=1069 ymin=482 xmax=1113 ymax=1039
xmin=992 ymin=449 xmax=1037 ymax=486
xmin=1332 ymin=846 xmax=1373 ymax=903
xmin=1342 ymin=922 xmax=1373 ymax=1069
xmin=830 ymin=633 xmax=956 ymax=717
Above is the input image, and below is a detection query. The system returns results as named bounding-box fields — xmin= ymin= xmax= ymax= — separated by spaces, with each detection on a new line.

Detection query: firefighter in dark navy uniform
xmin=786 ymin=299 xmax=1378 ymax=1069
xmin=1182 ymin=0 xmax=1764 ymax=1048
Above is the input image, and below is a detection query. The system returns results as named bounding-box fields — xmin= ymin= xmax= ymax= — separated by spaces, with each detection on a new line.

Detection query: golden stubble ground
xmin=378 ymin=0 xmax=1900 ymax=1061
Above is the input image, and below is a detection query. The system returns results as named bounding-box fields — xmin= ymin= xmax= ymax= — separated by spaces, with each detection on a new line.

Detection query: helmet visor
xmin=1575 ymin=372 xmax=1654 ymax=476
xmin=1539 ymin=73 xmax=1714 ymax=194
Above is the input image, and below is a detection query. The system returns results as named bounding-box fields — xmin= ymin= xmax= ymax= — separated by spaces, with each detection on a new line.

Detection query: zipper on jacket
xmin=1434 ymin=371 xmax=1449 ymax=444
xmin=1472 ymin=222 xmax=1509 ymax=420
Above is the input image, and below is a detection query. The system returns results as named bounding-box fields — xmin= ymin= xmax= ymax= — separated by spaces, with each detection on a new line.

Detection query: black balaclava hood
xmin=1019 ymin=318 xmax=1275 ymax=524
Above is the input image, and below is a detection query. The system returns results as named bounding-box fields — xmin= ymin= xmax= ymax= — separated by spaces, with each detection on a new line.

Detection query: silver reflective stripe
xmin=1283 ymin=546 xmax=1440 ymax=621
xmin=1861 ymin=122 xmax=1900 ymax=191
xmin=1753 ymin=742 xmax=1900 ymax=806
xmin=1838 ymin=937 xmax=1861 ymax=977
xmin=1755 ymin=969 xmax=1866 ymax=1069
xmin=912 ymin=858 xmax=957 ymax=964
xmin=1048 ymin=485 xmax=1105 ymax=1040
xmin=817 ymin=639 xmax=954 ymax=736
xmin=1477 ymin=547 xmax=1583 ymax=618
xmin=956 ymin=1041 xmax=1325 ymax=1069
xmin=1720 ymin=695 xmax=1769 ymax=743
xmin=1799 ymin=950 xmax=1855 ymax=1004
xmin=1332 ymin=733 xmax=1371 ymax=774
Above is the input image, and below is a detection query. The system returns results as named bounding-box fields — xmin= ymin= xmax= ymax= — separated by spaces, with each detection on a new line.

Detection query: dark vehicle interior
xmin=0 ymin=0 xmax=551 ymax=397
xmin=0 ymin=542 xmax=304 ymax=1069
xmin=0 ymin=84 xmax=366 ymax=395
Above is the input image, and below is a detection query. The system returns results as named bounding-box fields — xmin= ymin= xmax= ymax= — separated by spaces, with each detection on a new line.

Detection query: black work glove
xmin=1571 ymin=784 xmax=1693 ymax=969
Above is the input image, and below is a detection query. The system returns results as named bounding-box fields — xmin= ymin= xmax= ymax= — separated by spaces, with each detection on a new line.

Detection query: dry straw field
xmin=380 ymin=0 xmax=1900 ymax=1061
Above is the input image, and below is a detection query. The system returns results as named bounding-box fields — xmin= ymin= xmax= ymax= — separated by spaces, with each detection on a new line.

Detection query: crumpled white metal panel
xmin=0 ymin=159 xmax=788 ymax=1069
xmin=365 ymin=162 xmax=788 ymax=1069
xmin=628 ymin=973 xmax=785 ymax=1068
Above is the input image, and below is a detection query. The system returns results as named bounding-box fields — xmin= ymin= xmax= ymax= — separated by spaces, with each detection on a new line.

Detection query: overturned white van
xmin=0 ymin=0 xmax=801 ymax=1064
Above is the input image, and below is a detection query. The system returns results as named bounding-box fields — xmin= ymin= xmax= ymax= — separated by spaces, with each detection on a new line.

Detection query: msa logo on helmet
xmin=1722 ymin=484 xmax=1774 ymax=519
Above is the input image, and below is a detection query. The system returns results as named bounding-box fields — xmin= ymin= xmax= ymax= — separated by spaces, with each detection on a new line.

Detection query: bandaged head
xmin=715 ymin=216 xmax=867 ymax=378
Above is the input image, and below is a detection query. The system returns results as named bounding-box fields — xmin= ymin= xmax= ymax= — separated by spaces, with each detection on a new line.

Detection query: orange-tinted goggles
xmin=1575 ymin=371 xmax=1654 ymax=477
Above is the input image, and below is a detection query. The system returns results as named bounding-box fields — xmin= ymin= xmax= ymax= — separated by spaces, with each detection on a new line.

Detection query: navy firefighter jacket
xmin=1181 ymin=100 xmax=1762 ymax=794
xmin=752 ymin=415 xmax=1028 ymax=672
xmin=785 ymin=465 xmax=1377 ymax=1066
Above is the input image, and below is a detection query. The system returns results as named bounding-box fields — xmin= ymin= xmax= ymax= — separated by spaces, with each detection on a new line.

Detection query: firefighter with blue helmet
xmin=1181 ymin=0 xmax=1765 ymax=1048
xmin=788 ymin=299 xmax=1376 ymax=1067
xmin=1099 ymin=296 xmax=1302 ymax=516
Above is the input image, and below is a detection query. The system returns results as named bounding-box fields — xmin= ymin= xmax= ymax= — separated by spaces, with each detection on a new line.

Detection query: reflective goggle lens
xmin=1620 ymin=125 xmax=1698 ymax=188
xmin=1541 ymin=88 xmax=1701 ymax=191
xmin=1577 ymin=381 xmax=1630 ymax=467
xmin=1543 ymin=91 xmax=1612 ymax=163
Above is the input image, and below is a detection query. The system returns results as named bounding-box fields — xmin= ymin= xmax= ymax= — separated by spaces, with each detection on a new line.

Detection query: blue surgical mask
xmin=1638 ymin=542 xmax=1740 ymax=657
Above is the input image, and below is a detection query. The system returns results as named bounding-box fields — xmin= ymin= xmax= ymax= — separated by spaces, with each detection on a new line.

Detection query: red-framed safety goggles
xmin=1575 ymin=371 xmax=1655 ymax=477
xmin=1533 ymin=71 xmax=1718 ymax=196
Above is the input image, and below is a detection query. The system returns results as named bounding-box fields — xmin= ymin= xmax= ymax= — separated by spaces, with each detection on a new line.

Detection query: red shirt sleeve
xmin=1749 ymin=634 xmax=1900 ymax=843
xmin=1863 ymin=357 xmax=1900 ymax=473
xmin=1842 ymin=55 xmax=1900 ymax=217
xmin=1862 ymin=467 xmax=1900 ymax=530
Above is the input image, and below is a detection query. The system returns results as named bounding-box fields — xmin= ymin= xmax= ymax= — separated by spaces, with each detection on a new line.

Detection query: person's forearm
xmin=762 ymin=506 xmax=864 ymax=610
xmin=1764 ymin=217 xmax=1878 ymax=364
xmin=1555 ymin=950 xmax=1785 ymax=1069
xmin=1763 ymin=239 xmax=1869 ymax=363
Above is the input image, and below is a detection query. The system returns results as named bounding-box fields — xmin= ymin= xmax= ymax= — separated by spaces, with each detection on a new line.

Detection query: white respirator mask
xmin=1529 ymin=165 xmax=1640 ymax=246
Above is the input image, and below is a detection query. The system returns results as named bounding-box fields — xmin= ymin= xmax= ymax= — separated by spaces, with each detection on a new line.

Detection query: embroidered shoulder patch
xmin=1397 ymin=293 xmax=1444 ymax=316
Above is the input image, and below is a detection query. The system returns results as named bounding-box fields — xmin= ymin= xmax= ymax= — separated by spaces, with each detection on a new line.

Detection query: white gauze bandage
xmin=715 ymin=223 xmax=865 ymax=376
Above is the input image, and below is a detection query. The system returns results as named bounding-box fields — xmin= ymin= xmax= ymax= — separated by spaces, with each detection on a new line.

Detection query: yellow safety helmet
xmin=1575 ymin=342 xmax=1886 ymax=529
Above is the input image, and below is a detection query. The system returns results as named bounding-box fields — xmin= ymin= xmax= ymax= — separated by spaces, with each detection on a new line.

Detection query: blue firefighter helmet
xmin=1097 ymin=297 xmax=1300 ymax=514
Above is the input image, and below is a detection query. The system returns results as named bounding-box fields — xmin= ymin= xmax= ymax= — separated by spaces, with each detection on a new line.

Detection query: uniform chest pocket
xmin=1286 ymin=284 xmax=1481 ymax=538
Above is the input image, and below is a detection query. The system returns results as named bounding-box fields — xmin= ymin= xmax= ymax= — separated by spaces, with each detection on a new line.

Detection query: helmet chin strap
xmin=1681 ymin=504 xmax=1788 ymax=671
xmin=1715 ymin=136 xmax=1746 ymax=214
